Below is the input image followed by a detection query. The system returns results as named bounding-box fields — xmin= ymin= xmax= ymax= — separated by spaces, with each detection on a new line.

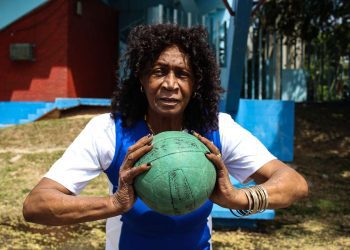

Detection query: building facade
xmin=0 ymin=0 xmax=118 ymax=101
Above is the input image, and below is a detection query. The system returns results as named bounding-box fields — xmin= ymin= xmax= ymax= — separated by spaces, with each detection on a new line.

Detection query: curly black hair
xmin=111 ymin=24 xmax=224 ymax=132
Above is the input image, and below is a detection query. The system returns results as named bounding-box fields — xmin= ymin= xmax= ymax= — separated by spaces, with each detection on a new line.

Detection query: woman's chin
xmin=152 ymin=107 xmax=184 ymax=118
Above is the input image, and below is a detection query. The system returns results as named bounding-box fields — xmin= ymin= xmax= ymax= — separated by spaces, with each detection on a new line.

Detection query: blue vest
xmin=104 ymin=115 xmax=222 ymax=250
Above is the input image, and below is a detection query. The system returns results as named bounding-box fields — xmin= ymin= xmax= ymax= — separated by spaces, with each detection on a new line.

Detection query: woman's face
xmin=140 ymin=45 xmax=194 ymax=118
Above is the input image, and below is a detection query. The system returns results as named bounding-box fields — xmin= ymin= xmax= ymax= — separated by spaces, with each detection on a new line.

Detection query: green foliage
xmin=258 ymin=0 xmax=350 ymax=101
xmin=260 ymin=0 xmax=349 ymax=48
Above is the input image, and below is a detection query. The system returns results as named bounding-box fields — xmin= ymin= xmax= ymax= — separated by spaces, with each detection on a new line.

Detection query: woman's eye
xmin=153 ymin=68 xmax=165 ymax=76
xmin=176 ymin=71 xmax=190 ymax=79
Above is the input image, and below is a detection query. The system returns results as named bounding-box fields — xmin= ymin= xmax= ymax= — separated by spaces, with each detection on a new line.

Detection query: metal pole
xmin=252 ymin=28 xmax=256 ymax=99
xmin=201 ymin=15 xmax=206 ymax=26
xmin=244 ymin=49 xmax=248 ymax=98
xmin=187 ymin=12 xmax=192 ymax=27
xmin=165 ymin=8 xmax=170 ymax=24
xmin=158 ymin=4 xmax=163 ymax=24
xmin=216 ymin=20 xmax=220 ymax=63
xmin=173 ymin=9 xmax=178 ymax=25
xmin=265 ymin=31 xmax=270 ymax=99
xmin=258 ymin=24 xmax=262 ymax=99
xmin=272 ymin=32 xmax=277 ymax=98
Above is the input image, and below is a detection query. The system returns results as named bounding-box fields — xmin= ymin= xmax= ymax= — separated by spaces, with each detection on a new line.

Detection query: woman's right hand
xmin=111 ymin=134 xmax=153 ymax=213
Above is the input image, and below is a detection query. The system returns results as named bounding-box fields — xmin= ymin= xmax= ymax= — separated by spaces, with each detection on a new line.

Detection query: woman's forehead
xmin=155 ymin=45 xmax=190 ymax=67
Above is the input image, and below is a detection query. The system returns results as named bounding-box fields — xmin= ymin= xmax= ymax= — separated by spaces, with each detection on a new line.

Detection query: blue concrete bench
xmin=0 ymin=102 xmax=53 ymax=126
xmin=0 ymin=98 xmax=111 ymax=127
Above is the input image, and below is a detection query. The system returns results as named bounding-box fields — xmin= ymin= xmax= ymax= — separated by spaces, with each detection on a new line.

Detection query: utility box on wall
xmin=9 ymin=43 xmax=35 ymax=61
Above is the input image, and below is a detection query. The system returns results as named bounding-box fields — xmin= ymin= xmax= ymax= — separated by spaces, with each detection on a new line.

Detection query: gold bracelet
xmin=248 ymin=186 xmax=259 ymax=214
xmin=257 ymin=185 xmax=269 ymax=211
xmin=255 ymin=186 xmax=265 ymax=211
xmin=242 ymin=188 xmax=253 ymax=214
xmin=232 ymin=185 xmax=269 ymax=217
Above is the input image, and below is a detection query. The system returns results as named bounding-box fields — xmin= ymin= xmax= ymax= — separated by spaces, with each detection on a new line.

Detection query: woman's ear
xmin=139 ymin=76 xmax=146 ymax=88
xmin=138 ymin=75 xmax=147 ymax=94
xmin=192 ymin=85 xmax=202 ymax=99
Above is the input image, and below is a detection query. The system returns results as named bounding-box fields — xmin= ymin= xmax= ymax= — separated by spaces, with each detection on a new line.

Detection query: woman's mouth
xmin=158 ymin=97 xmax=180 ymax=105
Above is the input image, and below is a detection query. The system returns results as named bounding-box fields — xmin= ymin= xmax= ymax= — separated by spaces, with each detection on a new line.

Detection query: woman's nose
xmin=163 ymin=72 xmax=178 ymax=90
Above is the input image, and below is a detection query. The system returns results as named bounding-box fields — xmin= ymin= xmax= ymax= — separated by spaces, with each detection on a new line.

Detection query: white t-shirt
xmin=45 ymin=112 xmax=276 ymax=249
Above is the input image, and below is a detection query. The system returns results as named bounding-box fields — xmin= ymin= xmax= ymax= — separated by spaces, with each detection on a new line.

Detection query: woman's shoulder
xmin=218 ymin=112 xmax=237 ymax=127
xmin=85 ymin=113 xmax=115 ymax=131
xmin=218 ymin=112 xmax=232 ymax=119
xmin=217 ymin=112 xmax=250 ymax=138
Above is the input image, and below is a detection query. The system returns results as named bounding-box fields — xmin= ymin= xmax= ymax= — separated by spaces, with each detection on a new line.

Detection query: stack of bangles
xmin=230 ymin=185 xmax=269 ymax=217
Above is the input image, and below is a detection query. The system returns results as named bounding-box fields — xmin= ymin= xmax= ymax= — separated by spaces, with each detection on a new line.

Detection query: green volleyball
xmin=134 ymin=131 xmax=217 ymax=215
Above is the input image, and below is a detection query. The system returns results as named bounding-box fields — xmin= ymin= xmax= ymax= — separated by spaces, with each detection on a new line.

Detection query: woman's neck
xmin=145 ymin=112 xmax=184 ymax=134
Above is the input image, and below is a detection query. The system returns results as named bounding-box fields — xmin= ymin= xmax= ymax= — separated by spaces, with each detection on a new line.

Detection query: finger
xmin=205 ymin=153 xmax=227 ymax=173
xmin=191 ymin=131 xmax=220 ymax=155
xmin=126 ymin=134 xmax=153 ymax=155
xmin=131 ymin=163 xmax=152 ymax=177
xmin=121 ymin=163 xmax=152 ymax=185
xmin=122 ymin=143 xmax=153 ymax=169
xmin=122 ymin=134 xmax=153 ymax=169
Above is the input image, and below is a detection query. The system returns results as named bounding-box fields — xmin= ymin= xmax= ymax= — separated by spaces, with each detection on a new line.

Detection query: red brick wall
xmin=0 ymin=0 xmax=118 ymax=101
xmin=0 ymin=0 xmax=69 ymax=101
xmin=68 ymin=0 xmax=118 ymax=98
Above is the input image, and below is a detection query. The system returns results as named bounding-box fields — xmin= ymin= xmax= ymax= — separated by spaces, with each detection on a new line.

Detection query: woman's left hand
xmin=192 ymin=132 xmax=241 ymax=208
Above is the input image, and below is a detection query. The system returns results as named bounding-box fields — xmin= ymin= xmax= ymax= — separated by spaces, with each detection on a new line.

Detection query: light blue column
xmin=220 ymin=0 xmax=253 ymax=115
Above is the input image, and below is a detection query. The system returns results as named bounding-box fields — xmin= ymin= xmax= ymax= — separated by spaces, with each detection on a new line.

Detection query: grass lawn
xmin=0 ymin=103 xmax=349 ymax=249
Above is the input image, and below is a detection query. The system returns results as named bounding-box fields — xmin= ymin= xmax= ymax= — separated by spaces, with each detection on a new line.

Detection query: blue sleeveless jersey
xmin=104 ymin=115 xmax=222 ymax=250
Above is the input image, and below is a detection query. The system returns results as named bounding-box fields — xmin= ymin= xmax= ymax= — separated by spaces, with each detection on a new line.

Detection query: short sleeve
xmin=44 ymin=114 xmax=116 ymax=194
xmin=219 ymin=113 xmax=276 ymax=183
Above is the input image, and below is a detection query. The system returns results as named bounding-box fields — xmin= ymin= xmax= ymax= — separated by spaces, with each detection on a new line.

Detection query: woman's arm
xmin=249 ymin=159 xmax=308 ymax=208
xmin=23 ymin=177 xmax=121 ymax=226
xmin=23 ymin=134 xmax=153 ymax=226
xmin=194 ymin=132 xmax=308 ymax=210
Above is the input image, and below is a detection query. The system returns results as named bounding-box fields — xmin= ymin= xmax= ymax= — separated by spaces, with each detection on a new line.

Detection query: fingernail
xmin=147 ymin=133 xmax=153 ymax=137
xmin=147 ymin=162 xmax=152 ymax=166
xmin=205 ymin=152 xmax=210 ymax=156
xmin=191 ymin=130 xmax=199 ymax=138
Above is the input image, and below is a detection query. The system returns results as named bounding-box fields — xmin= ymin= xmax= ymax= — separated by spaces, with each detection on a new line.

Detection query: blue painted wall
xmin=0 ymin=0 xmax=48 ymax=30
xmin=234 ymin=99 xmax=295 ymax=162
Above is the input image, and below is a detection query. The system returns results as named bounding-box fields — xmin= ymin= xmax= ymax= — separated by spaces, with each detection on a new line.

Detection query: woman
xmin=23 ymin=24 xmax=308 ymax=250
